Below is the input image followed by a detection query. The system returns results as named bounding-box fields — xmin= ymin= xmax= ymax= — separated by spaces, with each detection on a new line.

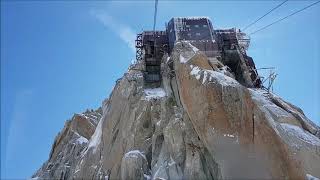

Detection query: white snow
xmin=166 ymin=56 xmax=170 ymax=63
xmin=188 ymin=43 xmax=199 ymax=53
xmin=144 ymin=174 xmax=151 ymax=180
xmin=220 ymin=66 xmax=229 ymax=74
xmin=248 ymin=89 xmax=291 ymax=119
xmin=124 ymin=150 xmax=146 ymax=160
xmin=153 ymin=177 xmax=166 ymax=180
xmin=126 ymin=72 xmax=143 ymax=82
xmin=179 ymin=54 xmax=188 ymax=63
xmin=249 ymin=89 xmax=270 ymax=104
xmin=208 ymin=71 xmax=239 ymax=86
xmin=168 ymin=156 xmax=176 ymax=166
xmin=249 ymin=89 xmax=288 ymax=134
xmin=87 ymin=117 xmax=104 ymax=153
xmin=189 ymin=65 xmax=239 ymax=86
xmin=89 ymin=114 xmax=97 ymax=119
xmin=76 ymin=136 xmax=89 ymax=145
xmin=156 ymin=120 xmax=161 ymax=126
xmin=223 ymin=134 xmax=235 ymax=138
xmin=202 ymin=71 xmax=208 ymax=84
xmin=74 ymin=169 xmax=80 ymax=174
xmin=279 ymin=123 xmax=320 ymax=146
xmin=78 ymin=113 xmax=100 ymax=126
xmin=79 ymin=113 xmax=89 ymax=119
xmin=190 ymin=65 xmax=201 ymax=80
xmin=144 ymin=88 xmax=166 ymax=100
xmin=178 ymin=42 xmax=198 ymax=64
xmin=73 ymin=131 xmax=89 ymax=145
xmin=248 ymin=89 xmax=320 ymax=148
xmin=307 ymin=174 xmax=320 ymax=180
xmin=153 ymin=163 xmax=167 ymax=180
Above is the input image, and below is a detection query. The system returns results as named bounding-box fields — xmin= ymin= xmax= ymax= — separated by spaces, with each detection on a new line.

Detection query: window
xmin=187 ymin=33 xmax=191 ymax=37
xmin=196 ymin=32 xmax=201 ymax=36
xmin=203 ymin=25 xmax=208 ymax=28
xmin=195 ymin=25 xmax=199 ymax=28
xmin=186 ymin=25 xmax=190 ymax=28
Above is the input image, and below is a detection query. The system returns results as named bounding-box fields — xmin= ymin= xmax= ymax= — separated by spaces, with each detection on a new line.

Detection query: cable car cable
xmin=249 ymin=0 xmax=320 ymax=35
xmin=242 ymin=0 xmax=288 ymax=31
xmin=153 ymin=0 xmax=159 ymax=32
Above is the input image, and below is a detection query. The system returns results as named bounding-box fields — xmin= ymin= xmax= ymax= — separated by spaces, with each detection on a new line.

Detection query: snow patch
xmin=188 ymin=43 xmax=199 ymax=53
xmin=168 ymin=156 xmax=176 ymax=166
xmin=249 ymin=89 xmax=270 ymax=104
xmin=166 ymin=56 xmax=170 ymax=63
xmin=153 ymin=163 xmax=166 ymax=180
xmin=76 ymin=136 xmax=88 ymax=145
xmin=74 ymin=169 xmax=80 ymax=174
xmin=279 ymin=123 xmax=320 ymax=146
xmin=220 ymin=66 xmax=229 ymax=74
xmin=126 ymin=72 xmax=143 ymax=81
xmin=248 ymin=89 xmax=284 ymax=135
xmin=189 ymin=65 xmax=239 ymax=87
xmin=88 ymin=117 xmax=104 ymax=153
xmin=78 ymin=113 xmax=100 ymax=125
xmin=144 ymin=174 xmax=151 ymax=180
xmin=190 ymin=65 xmax=201 ymax=80
xmin=177 ymin=41 xmax=199 ymax=64
xmin=144 ymin=88 xmax=166 ymax=100
xmin=202 ymin=71 xmax=208 ymax=84
xmin=179 ymin=54 xmax=188 ymax=63
xmin=223 ymin=134 xmax=235 ymax=138
xmin=156 ymin=120 xmax=162 ymax=126
xmin=307 ymin=174 xmax=320 ymax=180
xmin=208 ymin=71 xmax=239 ymax=86
xmin=124 ymin=150 xmax=146 ymax=160
xmin=249 ymin=89 xmax=292 ymax=120
xmin=73 ymin=131 xmax=89 ymax=145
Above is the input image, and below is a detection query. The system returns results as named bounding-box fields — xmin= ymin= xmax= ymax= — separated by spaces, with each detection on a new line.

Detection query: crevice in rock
xmin=111 ymin=129 xmax=119 ymax=146
xmin=146 ymin=144 xmax=153 ymax=170
xmin=252 ymin=112 xmax=255 ymax=143
xmin=153 ymin=134 xmax=164 ymax=166
xmin=60 ymin=170 xmax=65 ymax=180
xmin=143 ymin=116 xmax=151 ymax=129
xmin=200 ymin=147 xmax=222 ymax=180
xmin=112 ymin=112 xmax=122 ymax=134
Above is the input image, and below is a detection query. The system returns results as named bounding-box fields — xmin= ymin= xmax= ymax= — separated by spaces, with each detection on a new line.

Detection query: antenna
xmin=257 ymin=67 xmax=277 ymax=92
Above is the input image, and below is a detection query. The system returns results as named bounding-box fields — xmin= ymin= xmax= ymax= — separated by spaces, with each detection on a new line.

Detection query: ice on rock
xmin=144 ymin=88 xmax=166 ymax=100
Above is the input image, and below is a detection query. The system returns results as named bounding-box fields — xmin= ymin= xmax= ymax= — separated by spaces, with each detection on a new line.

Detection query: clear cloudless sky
xmin=1 ymin=1 xmax=319 ymax=179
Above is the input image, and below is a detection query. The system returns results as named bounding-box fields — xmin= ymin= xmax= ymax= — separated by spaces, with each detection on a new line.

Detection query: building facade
xmin=136 ymin=17 xmax=260 ymax=87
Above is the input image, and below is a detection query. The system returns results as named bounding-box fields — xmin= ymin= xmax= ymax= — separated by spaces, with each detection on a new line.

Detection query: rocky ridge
xmin=32 ymin=42 xmax=320 ymax=180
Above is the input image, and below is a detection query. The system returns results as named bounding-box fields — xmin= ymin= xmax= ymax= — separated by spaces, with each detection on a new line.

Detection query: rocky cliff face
xmin=32 ymin=42 xmax=320 ymax=180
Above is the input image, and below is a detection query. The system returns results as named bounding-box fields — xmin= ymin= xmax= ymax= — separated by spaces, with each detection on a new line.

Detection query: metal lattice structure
xmin=143 ymin=31 xmax=168 ymax=83
xmin=135 ymin=33 xmax=143 ymax=62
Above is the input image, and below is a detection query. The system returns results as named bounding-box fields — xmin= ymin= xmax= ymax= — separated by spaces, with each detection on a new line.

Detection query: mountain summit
xmin=32 ymin=17 xmax=320 ymax=180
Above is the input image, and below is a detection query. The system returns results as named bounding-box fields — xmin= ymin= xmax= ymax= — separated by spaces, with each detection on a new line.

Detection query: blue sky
xmin=1 ymin=1 xmax=319 ymax=179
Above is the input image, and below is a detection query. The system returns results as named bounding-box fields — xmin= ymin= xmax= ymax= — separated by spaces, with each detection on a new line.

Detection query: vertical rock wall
xmin=33 ymin=42 xmax=320 ymax=180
